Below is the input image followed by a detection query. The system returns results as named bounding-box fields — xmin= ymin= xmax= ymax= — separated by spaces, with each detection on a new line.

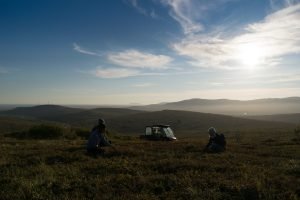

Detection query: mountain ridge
xmin=0 ymin=105 xmax=294 ymax=135
xmin=129 ymin=97 xmax=300 ymax=115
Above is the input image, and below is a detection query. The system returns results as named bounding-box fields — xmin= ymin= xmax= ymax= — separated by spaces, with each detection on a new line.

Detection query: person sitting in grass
xmin=204 ymin=127 xmax=226 ymax=153
xmin=86 ymin=118 xmax=112 ymax=156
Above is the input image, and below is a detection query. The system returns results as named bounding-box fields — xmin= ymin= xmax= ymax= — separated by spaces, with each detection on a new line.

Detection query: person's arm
xmin=87 ymin=131 xmax=101 ymax=150
xmin=204 ymin=138 xmax=212 ymax=151
xmin=99 ymin=133 xmax=112 ymax=147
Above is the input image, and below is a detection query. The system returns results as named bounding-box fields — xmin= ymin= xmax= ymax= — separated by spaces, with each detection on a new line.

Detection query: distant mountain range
xmin=0 ymin=103 xmax=295 ymax=134
xmin=0 ymin=105 xmax=144 ymax=127
xmin=129 ymin=97 xmax=300 ymax=115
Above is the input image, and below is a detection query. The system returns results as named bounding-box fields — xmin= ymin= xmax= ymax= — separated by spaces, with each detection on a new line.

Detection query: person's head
xmin=98 ymin=118 xmax=106 ymax=132
xmin=208 ymin=127 xmax=217 ymax=138
xmin=98 ymin=118 xmax=105 ymax=126
xmin=98 ymin=124 xmax=106 ymax=133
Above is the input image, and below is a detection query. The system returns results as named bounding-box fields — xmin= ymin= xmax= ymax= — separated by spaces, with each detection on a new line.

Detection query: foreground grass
xmin=0 ymin=135 xmax=299 ymax=200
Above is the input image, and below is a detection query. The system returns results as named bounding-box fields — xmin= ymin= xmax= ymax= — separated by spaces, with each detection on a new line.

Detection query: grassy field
xmin=0 ymin=130 xmax=299 ymax=200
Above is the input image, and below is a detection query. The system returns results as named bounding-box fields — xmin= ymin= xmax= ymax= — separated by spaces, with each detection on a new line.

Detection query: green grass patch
xmin=0 ymin=133 xmax=299 ymax=199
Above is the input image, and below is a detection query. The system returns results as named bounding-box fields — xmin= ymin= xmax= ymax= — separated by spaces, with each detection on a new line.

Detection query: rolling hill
xmin=0 ymin=105 xmax=294 ymax=135
xmin=129 ymin=97 xmax=300 ymax=115
xmin=0 ymin=105 xmax=146 ymax=128
xmin=245 ymin=113 xmax=300 ymax=124
xmin=1 ymin=105 xmax=83 ymax=119
xmin=51 ymin=108 xmax=146 ymax=127
xmin=106 ymin=110 xmax=292 ymax=134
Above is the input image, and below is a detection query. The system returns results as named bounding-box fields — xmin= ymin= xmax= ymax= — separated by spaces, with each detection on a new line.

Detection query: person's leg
xmin=96 ymin=148 xmax=105 ymax=155
xmin=87 ymin=148 xmax=98 ymax=157
xmin=208 ymin=143 xmax=224 ymax=153
xmin=87 ymin=148 xmax=105 ymax=157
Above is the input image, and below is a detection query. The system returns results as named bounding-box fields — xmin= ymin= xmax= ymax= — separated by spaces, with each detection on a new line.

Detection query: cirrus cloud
xmin=107 ymin=49 xmax=173 ymax=69
xmin=95 ymin=68 xmax=140 ymax=78
xmin=73 ymin=43 xmax=102 ymax=56
xmin=126 ymin=0 xmax=158 ymax=18
xmin=171 ymin=2 xmax=300 ymax=69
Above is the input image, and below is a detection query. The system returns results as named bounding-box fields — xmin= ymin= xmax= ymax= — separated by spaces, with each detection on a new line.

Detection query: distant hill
xmin=0 ymin=105 xmax=145 ymax=128
xmin=106 ymin=110 xmax=292 ymax=134
xmin=1 ymin=105 xmax=294 ymax=135
xmin=1 ymin=105 xmax=83 ymax=119
xmin=52 ymin=108 xmax=146 ymax=127
xmin=245 ymin=113 xmax=300 ymax=124
xmin=129 ymin=97 xmax=300 ymax=115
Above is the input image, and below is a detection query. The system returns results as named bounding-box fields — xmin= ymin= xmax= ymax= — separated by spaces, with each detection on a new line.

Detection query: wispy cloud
xmin=150 ymin=9 xmax=158 ymax=18
xmin=128 ymin=0 xmax=147 ymax=15
xmin=270 ymin=0 xmax=300 ymax=9
xmin=171 ymin=2 xmax=300 ymax=69
xmin=73 ymin=43 xmax=101 ymax=56
xmin=161 ymin=0 xmax=203 ymax=34
xmin=107 ymin=49 xmax=173 ymax=69
xmin=78 ymin=66 xmax=197 ymax=79
xmin=94 ymin=68 xmax=140 ymax=78
xmin=127 ymin=0 xmax=158 ymax=18
xmin=161 ymin=0 xmax=236 ymax=35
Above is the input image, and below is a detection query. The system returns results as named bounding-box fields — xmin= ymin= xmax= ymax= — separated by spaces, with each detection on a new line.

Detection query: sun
xmin=236 ymin=43 xmax=265 ymax=70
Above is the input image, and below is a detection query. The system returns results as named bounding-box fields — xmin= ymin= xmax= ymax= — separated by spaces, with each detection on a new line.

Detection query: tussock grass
xmin=0 ymin=132 xmax=299 ymax=200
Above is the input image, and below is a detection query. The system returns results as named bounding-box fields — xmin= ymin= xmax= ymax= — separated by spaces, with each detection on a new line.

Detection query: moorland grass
xmin=0 ymin=131 xmax=299 ymax=200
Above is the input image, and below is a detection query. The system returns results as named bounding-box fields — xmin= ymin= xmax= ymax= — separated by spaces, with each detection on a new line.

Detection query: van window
xmin=164 ymin=127 xmax=175 ymax=137
xmin=146 ymin=127 xmax=152 ymax=135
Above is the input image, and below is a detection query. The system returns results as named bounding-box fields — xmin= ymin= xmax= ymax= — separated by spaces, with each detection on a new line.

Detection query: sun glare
xmin=236 ymin=43 xmax=265 ymax=70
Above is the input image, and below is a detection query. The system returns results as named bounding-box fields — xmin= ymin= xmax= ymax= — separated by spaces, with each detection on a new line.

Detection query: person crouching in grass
xmin=204 ymin=127 xmax=226 ymax=153
xmin=86 ymin=118 xmax=112 ymax=157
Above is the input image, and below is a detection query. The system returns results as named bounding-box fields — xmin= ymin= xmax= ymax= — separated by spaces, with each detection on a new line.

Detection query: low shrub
xmin=26 ymin=124 xmax=64 ymax=139
xmin=5 ymin=124 xmax=64 ymax=139
xmin=75 ymin=128 xmax=90 ymax=139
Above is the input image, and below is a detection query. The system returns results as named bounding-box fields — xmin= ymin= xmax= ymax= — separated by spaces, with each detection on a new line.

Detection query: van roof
xmin=146 ymin=125 xmax=170 ymax=128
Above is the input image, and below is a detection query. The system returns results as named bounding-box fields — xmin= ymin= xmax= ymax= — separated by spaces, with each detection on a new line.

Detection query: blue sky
xmin=1 ymin=0 xmax=300 ymax=105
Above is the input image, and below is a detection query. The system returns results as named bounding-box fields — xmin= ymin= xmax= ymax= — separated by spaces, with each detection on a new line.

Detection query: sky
xmin=0 ymin=0 xmax=300 ymax=105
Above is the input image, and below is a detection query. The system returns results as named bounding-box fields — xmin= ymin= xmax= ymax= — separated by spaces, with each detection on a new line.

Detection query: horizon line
xmin=1 ymin=96 xmax=300 ymax=107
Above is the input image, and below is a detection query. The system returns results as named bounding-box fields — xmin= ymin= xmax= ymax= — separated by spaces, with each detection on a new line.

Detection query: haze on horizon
xmin=1 ymin=0 xmax=300 ymax=105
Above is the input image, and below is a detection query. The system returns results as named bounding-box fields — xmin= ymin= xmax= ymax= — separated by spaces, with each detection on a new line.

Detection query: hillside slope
xmin=1 ymin=105 xmax=83 ymax=119
xmin=245 ymin=113 xmax=300 ymax=124
xmin=107 ymin=110 xmax=292 ymax=134
xmin=1 ymin=105 xmax=293 ymax=135
xmin=0 ymin=105 xmax=146 ymax=128
xmin=129 ymin=97 xmax=300 ymax=115
xmin=53 ymin=108 xmax=146 ymax=127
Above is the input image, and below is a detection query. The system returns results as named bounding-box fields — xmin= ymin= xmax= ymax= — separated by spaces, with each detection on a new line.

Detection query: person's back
xmin=86 ymin=119 xmax=111 ymax=156
xmin=86 ymin=127 xmax=101 ymax=150
xmin=204 ymin=127 xmax=226 ymax=153
xmin=212 ymin=133 xmax=226 ymax=148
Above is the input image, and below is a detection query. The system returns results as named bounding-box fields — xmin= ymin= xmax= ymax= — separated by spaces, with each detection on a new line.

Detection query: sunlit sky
xmin=1 ymin=0 xmax=300 ymax=105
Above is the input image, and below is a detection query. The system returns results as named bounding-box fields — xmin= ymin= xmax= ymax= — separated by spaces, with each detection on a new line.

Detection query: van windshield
xmin=164 ymin=127 xmax=175 ymax=137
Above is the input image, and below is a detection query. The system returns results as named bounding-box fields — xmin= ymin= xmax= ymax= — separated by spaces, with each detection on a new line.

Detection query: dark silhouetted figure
xmin=86 ymin=118 xmax=111 ymax=157
xmin=204 ymin=127 xmax=226 ymax=153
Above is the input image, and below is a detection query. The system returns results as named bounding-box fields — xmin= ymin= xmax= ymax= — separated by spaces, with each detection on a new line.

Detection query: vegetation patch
xmin=0 ymin=133 xmax=299 ymax=199
xmin=6 ymin=124 xmax=64 ymax=139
